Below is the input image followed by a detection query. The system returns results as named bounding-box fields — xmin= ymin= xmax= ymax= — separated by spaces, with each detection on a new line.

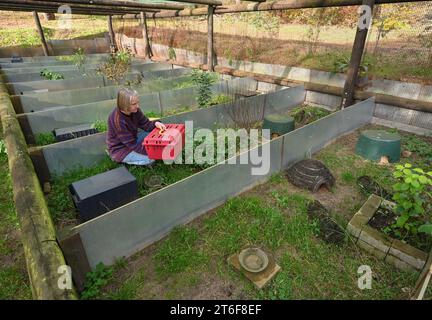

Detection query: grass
xmin=0 ymin=13 xmax=108 ymax=48
xmin=34 ymin=132 xmax=56 ymax=146
xmin=100 ymin=184 xmax=422 ymax=300
xmin=96 ymin=126 xmax=432 ymax=300
xmin=0 ymin=128 xmax=32 ymax=299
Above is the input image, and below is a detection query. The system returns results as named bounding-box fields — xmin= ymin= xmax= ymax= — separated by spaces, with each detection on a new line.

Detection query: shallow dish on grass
xmin=238 ymin=247 xmax=269 ymax=273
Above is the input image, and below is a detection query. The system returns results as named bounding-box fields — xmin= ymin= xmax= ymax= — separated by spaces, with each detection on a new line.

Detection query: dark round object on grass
xmin=285 ymin=159 xmax=335 ymax=192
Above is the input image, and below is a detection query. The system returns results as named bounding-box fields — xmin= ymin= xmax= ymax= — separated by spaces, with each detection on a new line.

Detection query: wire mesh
xmin=113 ymin=2 xmax=432 ymax=86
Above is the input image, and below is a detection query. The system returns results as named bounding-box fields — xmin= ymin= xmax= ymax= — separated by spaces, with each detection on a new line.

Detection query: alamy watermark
xmin=160 ymin=121 xmax=271 ymax=176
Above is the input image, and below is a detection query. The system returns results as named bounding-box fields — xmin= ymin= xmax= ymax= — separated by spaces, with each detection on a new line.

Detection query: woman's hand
xmin=155 ymin=121 xmax=166 ymax=132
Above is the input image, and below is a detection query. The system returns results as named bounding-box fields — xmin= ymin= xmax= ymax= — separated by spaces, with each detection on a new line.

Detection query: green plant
xmin=191 ymin=69 xmax=217 ymax=108
xmin=168 ymin=47 xmax=176 ymax=60
xmin=97 ymin=49 xmax=132 ymax=84
xmin=401 ymin=135 xmax=432 ymax=160
xmin=80 ymin=262 xmax=113 ymax=300
xmin=34 ymin=132 xmax=56 ymax=146
xmin=388 ymin=163 xmax=432 ymax=237
xmin=334 ymin=56 xmax=369 ymax=77
xmin=93 ymin=120 xmax=108 ymax=133
xmin=208 ymin=94 xmax=233 ymax=106
xmin=0 ymin=140 xmax=7 ymax=156
xmin=72 ymin=47 xmax=86 ymax=73
xmin=40 ymin=69 xmax=65 ymax=80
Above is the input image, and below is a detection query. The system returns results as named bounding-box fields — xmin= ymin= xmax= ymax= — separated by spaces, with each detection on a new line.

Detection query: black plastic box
xmin=54 ymin=123 xmax=98 ymax=142
xmin=11 ymin=56 xmax=23 ymax=63
xmin=69 ymin=166 xmax=139 ymax=222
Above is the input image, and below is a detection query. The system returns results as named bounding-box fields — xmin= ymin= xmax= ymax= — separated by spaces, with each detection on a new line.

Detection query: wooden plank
xmin=207 ymin=5 xmax=215 ymax=72
xmin=108 ymin=15 xmax=117 ymax=53
xmin=340 ymin=0 xmax=375 ymax=109
xmin=140 ymin=12 xmax=152 ymax=59
xmin=33 ymin=11 xmax=49 ymax=56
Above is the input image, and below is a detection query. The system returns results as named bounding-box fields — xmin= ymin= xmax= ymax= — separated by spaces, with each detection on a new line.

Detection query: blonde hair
xmin=117 ymin=87 xmax=139 ymax=111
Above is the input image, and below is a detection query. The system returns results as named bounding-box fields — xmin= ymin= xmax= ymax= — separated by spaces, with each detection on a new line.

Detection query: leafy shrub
xmin=40 ymin=69 xmax=64 ymax=80
xmin=72 ymin=47 xmax=86 ymax=73
xmin=94 ymin=120 xmax=108 ymax=133
xmin=191 ymin=69 xmax=218 ymax=108
xmin=388 ymin=163 xmax=432 ymax=237
xmin=168 ymin=47 xmax=176 ymax=60
xmin=80 ymin=263 xmax=113 ymax=300
xmin=0 ymin=140 xmax=7 ymax=156
xmin=34 ymin=132 xmax=56 ymax=146
xmin=97 ymin=49 xmax=132 ymax=84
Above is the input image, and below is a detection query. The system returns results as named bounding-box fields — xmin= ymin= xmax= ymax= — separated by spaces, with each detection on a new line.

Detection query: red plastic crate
xmin=143 ymin=124 xmax=185 ymax=160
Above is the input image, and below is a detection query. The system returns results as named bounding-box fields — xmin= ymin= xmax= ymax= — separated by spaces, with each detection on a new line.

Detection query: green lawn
xmin=93 ymin=126 xmax=431 ymax=300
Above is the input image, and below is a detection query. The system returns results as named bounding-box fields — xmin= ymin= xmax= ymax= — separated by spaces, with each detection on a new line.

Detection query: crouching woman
xmin=107 ymin=88 xmax=166 ymax=166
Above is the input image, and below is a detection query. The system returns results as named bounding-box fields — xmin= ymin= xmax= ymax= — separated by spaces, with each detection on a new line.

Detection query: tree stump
xmin=355 ymin=130 xmax=401 ymax=163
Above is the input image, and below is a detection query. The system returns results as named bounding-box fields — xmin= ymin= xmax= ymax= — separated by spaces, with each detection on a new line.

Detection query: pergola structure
xmin=1 ymin=0 xmax=431 ymax=300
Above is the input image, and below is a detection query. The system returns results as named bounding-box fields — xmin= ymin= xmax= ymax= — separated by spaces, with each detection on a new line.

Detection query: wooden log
xmin=108 ymin=15 xmax=117 ymax=53
xmin=138 ymin=0 xmax=428 ymax=19
xmin=140 ymin=12 xmax=153 ymax=59
xmin=340 ymin=0 xmax=375 ymax=109
xmin=207 ymin=5 xmax=215 ymax=72
xmin=33 ymin=11 xmax=49 ymax=56
xmin=0 ymin=82 xmax=78 ymax=300
xmin=31 ymin=0 xmax=187 ymax=10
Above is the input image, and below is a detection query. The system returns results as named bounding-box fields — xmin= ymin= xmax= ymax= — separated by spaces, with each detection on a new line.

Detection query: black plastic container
xmin=69 ymin=166 xmax=139 ymax=222
xmin=54 ymin=123 xmax=98 ymax=142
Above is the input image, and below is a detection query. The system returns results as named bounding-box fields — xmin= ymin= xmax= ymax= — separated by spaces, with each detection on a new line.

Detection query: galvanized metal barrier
xmin=70 ymin=97 xmax=375 ymax=267
xmin=18 ymin=76 xmax=256 ymax=137
xmin=32 ymin=85 xmax=304 ymax=181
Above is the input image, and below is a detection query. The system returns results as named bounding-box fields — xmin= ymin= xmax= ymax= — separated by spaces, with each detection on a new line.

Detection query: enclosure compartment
xmin=355 ymin=130 xmax=401 ymax=163
xmin=69 ymin=166 xmax=139 ymax=222
xmin=54 ymin=123 xmax=98 ymax=142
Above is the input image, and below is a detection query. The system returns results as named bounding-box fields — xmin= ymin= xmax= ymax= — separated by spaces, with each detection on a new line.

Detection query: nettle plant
xmin=191 ymin=69 xmax=217 ymax=108
xmin=40 ymin=69 xmax=65 ymax=80
xmin=389 ymin=163 xmax=432 ymax=237
xmin=98 ymin=49 xmax=132 ymax=84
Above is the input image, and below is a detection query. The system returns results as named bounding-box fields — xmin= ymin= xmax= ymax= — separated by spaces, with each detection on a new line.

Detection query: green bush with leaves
xmin=34 ymin=132 xmax=56 ymax=146
xmin=97 ymin=49 xmax=132 ymax=84
xmin=191 ymin=69 xmax=218 ymax=108
xmin=168 ymin=47 xmax=176 ymax=60
xmin=93 ymin=120 xmax=108 ymax=133
xmin=389 ymin=163 xmax=432 ymax=237
xmin=0 ymin=139 xmax=7 ymax=156
xmin=80 ymin=262 xmax=113 ymax=300
xmin=40 ymin=69 xmax=65 ymax=80
xmin=72 ymin=47 xmax=86 ymax=73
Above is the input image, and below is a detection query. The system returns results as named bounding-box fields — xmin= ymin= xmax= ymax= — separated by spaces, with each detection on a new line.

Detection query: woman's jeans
xmin=122 ymin=131 xmax=155 ymax=166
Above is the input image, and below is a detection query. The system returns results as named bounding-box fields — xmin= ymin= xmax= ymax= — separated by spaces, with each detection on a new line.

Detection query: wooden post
xmin=140 ymin=11 xmax=152 ymax=59
xmin=340 ymin=0 xmax=375 ymax=109
xmin=33 ymin=11 xmax=49 ymax=56
xmin=108 ymin=15 xmax=117 ymax=53
xmin=207 ymin=5 xmax=215 ymax=71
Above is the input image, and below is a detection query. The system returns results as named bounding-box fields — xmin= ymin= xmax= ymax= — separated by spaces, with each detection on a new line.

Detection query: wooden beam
xmin=140 ymin=11 xmax=152 ymax=59
xmin=136 ymin=0 xmax=427 ymax=19
xmin=340 ymin=0 xmax=375 ymax=109
xmin=33 ymin=11 xmax=50 ymax=56
xmin=0 ymin=0 xmax=159 ymax=14
xmin=162 ymin=0 xmax=222 ymax=5
xmin=410 ymin=250 xmax=432 ymax=300
xmin=108 ymin=15 xmax=117 ymax=52
xmin=207 ymin=5 xmax=215 ymax=71
xmin=31 ymin=0 xmax=188 ymax=10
